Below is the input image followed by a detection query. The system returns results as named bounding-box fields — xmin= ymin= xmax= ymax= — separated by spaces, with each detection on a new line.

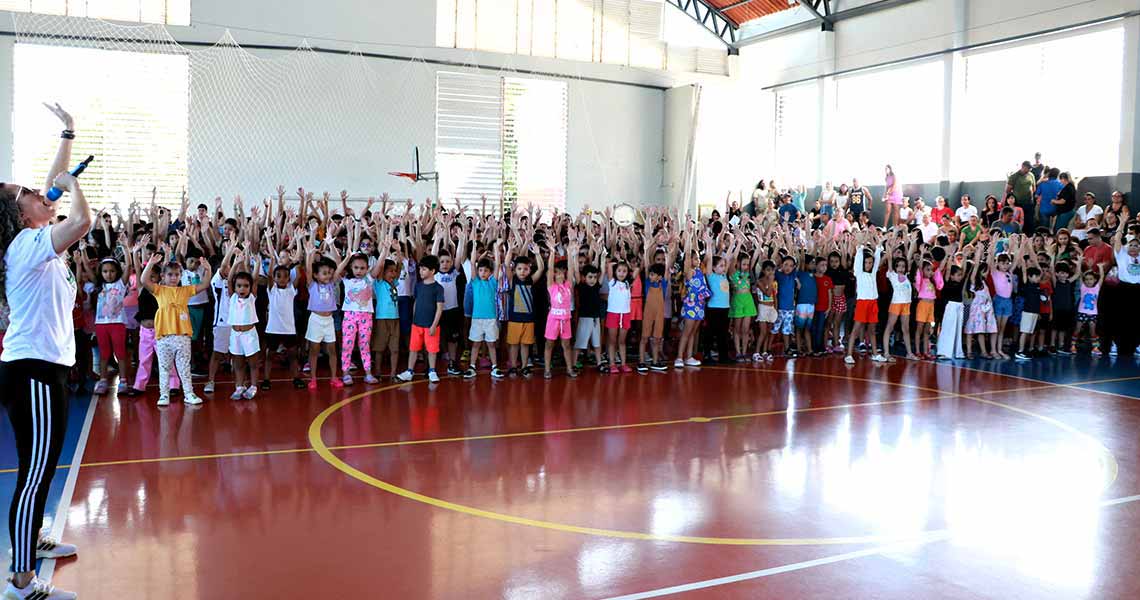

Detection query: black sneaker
xmin=507 ymin=367 xmax=518 ymax=378
xmin=491 ymin=366 xmax=506 ymax=379
xmin=462 ymin=367 xmax=477 ymax=379
xmin=521 ymin=366 xmax=533 ymax=378
xmin=1014 ymin=352 xmax=1030 ymax=361
xmin=636 ymin=362 xmax=649 ymax=373
xmin=292 ymin=378 xmax=306 ymax=389
xmin=259 ymin=379 xmax=272 ymax=391
xmin=650 ymin=361 xmax=668 ymax=372
xmin=447 ymin=363 xmax=463 ymax=376
xmin=597 ymin=364 xmax=609 ymax=374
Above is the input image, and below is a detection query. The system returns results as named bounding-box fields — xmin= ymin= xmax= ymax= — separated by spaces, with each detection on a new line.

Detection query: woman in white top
xmin=818 ymin=181 xmax=838 ymax=218
xmin=1070 ymin=192 xmax=1103 ymax=241
xmin=0 ymin=103 xmax=85 ymax=599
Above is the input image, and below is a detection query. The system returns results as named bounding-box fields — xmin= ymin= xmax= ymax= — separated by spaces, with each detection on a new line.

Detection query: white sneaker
xmin=684 ymin=358 xmax=702 ymax=367
xmin=396 ymin=370 xmax=414 ymax=382
xmin=92 ymin=379 xmax=109 ymax=395
xmin=6 ymin=531 xmax=77 ymax=560
xmin=342 ymin=374 xmax=354 ymax=386
xmin=427 ymin=370 xmax=440 ymax=383
xmin=157 ymin=395 xmax=171 ymax=407
xmin=871 ymin=354 xmax=888 ymax=363
xmin=673 ymin=358 xmax=684 ymax=368
xmin=203 ymin=381 xmax=215 ymax=393
xmin=230 ymin=386 xmax=246 ymax=401
xmin=242 ymin=386 xmax=258 ymax=400
xmin=3 ymin=576 xmax=77 ymax=599
xmin=183 ymin=394 xmax=204 ymax=405
xmin=844 ymin=355 xmax=856 ymax=365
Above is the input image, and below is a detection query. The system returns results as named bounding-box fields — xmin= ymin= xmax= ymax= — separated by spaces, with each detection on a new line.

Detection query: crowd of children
xmin=0 ymin=182 xmax=1136 ymax=405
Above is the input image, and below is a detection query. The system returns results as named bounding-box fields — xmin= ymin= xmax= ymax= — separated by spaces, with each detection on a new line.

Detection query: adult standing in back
xmin=883 ymin=165 xmax=902 ymax=227
xmin=0 ymin=103 xmax=86 ymax=600
xmin=1006 ymin=161 xmax=1037 ymax=232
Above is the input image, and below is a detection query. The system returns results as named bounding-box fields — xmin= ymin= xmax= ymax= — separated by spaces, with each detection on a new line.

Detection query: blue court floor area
xmin=947 ymin=353 xmax=1140 ymax=399
xmin=0 ymin=392 xmax=91 ymax=569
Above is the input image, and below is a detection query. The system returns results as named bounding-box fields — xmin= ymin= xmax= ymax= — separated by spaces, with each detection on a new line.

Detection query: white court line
xmin=39 ymin=391 xmax=99 ymax=583
xmin=604 ymin=494 xmax=1140 ymax=600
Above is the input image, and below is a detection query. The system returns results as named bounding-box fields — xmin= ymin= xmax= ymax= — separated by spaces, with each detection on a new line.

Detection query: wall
xmin=728 ymin=0 xmax=1140 ymax=213
xmin=0 ymin=0 xmax=671 ymax=212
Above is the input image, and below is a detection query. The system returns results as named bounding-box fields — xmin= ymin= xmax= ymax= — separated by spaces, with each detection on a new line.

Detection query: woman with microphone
xmin=0 ymin=103 xmax=88 ymax=600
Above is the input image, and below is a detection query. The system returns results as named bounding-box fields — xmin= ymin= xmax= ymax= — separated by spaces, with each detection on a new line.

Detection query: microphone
xmin=46 ymin=155 xmax=95 ymax=201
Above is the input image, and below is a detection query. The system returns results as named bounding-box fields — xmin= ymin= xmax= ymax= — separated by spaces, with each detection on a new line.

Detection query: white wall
xmin=733 ymin=0 xmax=1140 ymax=187
xmin=0 ymin=0 xmax=669 ymax=212
xmin=664 ymin=85 xmax=697 ymax=210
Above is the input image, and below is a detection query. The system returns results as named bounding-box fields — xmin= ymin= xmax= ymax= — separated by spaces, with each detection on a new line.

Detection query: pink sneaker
xmin=620 ymin=365 xmax=633 ymax=374
xmin=307 ymin=378 xmax=318 ymax=390
xmin=330 ymin=378 xmax=344 ymax=389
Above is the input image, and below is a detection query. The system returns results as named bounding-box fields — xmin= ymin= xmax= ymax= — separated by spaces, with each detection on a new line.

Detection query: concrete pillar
xmin=1119 ymin=15 xmax=1140 ymax=197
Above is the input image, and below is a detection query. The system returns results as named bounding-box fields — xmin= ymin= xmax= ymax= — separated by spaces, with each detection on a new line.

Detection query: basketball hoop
xmin=388 ymin=146 xmax=439 ymax=203
xmin=388 ymin=172 xmax=419 ymax=183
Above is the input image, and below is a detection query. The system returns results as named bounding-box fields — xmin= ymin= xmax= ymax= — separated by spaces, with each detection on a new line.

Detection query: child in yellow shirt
xmin=142 ymin=250 xmax=213 ymax=406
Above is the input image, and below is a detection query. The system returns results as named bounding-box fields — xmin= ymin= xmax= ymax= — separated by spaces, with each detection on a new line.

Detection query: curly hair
xmin=0 ymin=184 xmax=27 ymax=303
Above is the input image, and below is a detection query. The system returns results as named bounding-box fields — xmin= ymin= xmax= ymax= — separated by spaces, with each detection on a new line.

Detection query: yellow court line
xmin=308 ymin=366 xmax=1125 ymax=546
xmin=0 ymin=387 xmax=953 ymax=475
xmin=3 ymin=367 xmax=1129 ymax=476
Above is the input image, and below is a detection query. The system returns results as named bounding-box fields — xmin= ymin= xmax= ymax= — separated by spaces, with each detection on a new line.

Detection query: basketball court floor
xmin=4 ymin=355 xmax=1140 ymax=599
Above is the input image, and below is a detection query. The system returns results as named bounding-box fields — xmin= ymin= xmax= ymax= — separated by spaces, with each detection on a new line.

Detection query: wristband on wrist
xmin=61 ymin=129 xmax=75 ymax=140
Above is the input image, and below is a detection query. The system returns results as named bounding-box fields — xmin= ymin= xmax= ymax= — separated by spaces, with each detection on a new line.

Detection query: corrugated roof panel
xmin=706 ymin=0 xmax=796 ymax=27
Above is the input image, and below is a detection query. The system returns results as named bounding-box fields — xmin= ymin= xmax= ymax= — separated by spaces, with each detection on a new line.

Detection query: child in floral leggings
xmin=142 ymin=253 xmax=212 ymax=406
xmin=337 ymin=253 xmax=376 ymax=385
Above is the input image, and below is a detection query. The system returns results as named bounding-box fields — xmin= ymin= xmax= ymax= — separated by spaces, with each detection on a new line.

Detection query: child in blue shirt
xmin=794 ymin=261 xmax=817 ymax=355
xmin=774 ymin=256 xmax=798 ymax=356
xmin=465 ymin=245 xmax=503 ymax=379
xmin=371 ymin=256 xmax=401 ymax=381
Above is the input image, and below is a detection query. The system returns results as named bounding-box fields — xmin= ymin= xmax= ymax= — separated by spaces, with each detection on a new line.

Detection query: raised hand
xmin=43 ymin=102 xmax=74 ymax=129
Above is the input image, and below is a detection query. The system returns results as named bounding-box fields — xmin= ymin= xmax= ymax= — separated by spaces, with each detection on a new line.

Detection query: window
xmin=437 ymin=0 xmax=716 ymax=74
xmin=773 ymin=82 xmax=819 ymax=188
xmin=831 ymin=60 xmax=945 ymax=185
xmin=0 ymin=0 xmax=190 ymax=26
xmin=956 ymin=24 xmax=1124 ymax=181
xmin=11 ymin=43 xmax=190 ymax=209
xmin=436 ymin=72 xmax=568 ymax=212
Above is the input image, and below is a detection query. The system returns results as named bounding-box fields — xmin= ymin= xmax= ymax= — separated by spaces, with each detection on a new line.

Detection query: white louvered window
xmin=955 ymin=24 xmax=1124 ymax=181
xmin=773 ymin=83 xmax=819 ymax=188
xmin=438 ymin=0 xmax=695 ymax=73
xmin=436 ymin=71 xmax=505 ymax=207
xmin=436 ymin=72 xmax=568 ymax=212
xmin=504 ymin=77 xmax=568 ymax=213
xmin=11 ymin=43 xmax=190 ymax=209
xmin=0 ymin=0 xmax=190 ymax=25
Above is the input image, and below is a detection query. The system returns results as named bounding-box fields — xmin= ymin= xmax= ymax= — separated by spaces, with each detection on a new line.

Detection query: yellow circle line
xmin=308 ymin=366 xmax=1123 ymax=546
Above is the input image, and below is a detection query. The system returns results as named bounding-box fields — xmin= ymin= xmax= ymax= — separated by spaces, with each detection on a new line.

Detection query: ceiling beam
xmin=734 ymin=0 xmax=922 ymax=48
xmin=795 ymin=0 xmax=834 ymax=30
xmin=663 ymin=0 xmax=739 ymax=50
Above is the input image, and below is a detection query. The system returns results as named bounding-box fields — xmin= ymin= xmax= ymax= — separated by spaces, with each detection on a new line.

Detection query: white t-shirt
xmin=854 ymin=247 xmax=882 ymax=300
xmin=955 ymin=205 xmax=978 ymax=223
xmin=266 ymin=285 xmax=298 ymax=334
xmin=182 ymin=264 xmax=210 ymax=306
xmin=228 ymin=293 xmax=258 ymax=327
xmin=1073 ymin=205 xmax=1104 ymax=240
xmin=341 ymin=275 xmax=374 ymax=313
xmin=435 ymin=267 xmax=460 ymax=310
xmin=1117 ymin=247 xmax=1140 ymax=284
xmin=888 ymin=272 xmax=913 ymax=304
xmin=210 ymin=271 xmax=230 ymax=326
xmin=1 ymin=226 xmax=77 ymax=366
xmin=919 ymin=221 xmax=939 ymax=244
xmin=606 ymin=279 xmax=632 ymax=314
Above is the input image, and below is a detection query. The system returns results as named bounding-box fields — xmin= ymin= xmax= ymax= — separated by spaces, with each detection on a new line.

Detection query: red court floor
xmin=44 ymin=360 xmax=1140 ymax=599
